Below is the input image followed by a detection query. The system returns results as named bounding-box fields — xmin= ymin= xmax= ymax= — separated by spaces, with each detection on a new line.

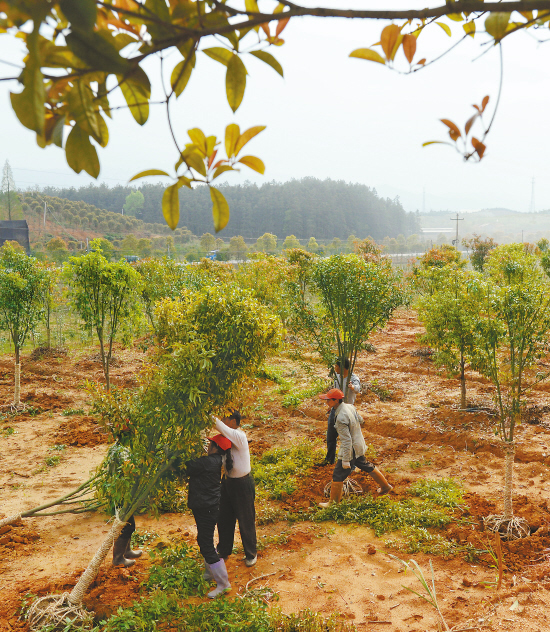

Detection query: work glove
xmin=342 ymin=461 xmax=351 ymax=469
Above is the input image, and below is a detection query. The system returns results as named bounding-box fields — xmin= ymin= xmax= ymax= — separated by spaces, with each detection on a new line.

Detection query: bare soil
xmin=2 ymin=312 xmax=550 ymax=631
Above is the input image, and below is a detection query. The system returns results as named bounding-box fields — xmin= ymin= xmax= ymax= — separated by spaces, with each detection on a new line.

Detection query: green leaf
xmin=65 ymin=126 xmax=100 ymax=178
xmin=226 ymin=55 xmax=247 ymax=113
xmin=170 ymin=53 xmax=195 ymax=97
xmin=249 ymin=50 xmax=284 ymax=77
xmin=118 ymin=66 xmax=151 ymax=125
xmin=130 ymin=169 xmax=171 ymax=181
xmin=245 ymin=0 xmax=260 ymax=11
xmin=210 ymin=187 xmax=230 ymax=232
xmin=463 ymin=21 xmax=476 ymax=38
xmin=225 ymin=123 xmax=240 ymax=158
xmin=203 ymin=47 xmax=233 ymax=66
xmin=52 ymin=117 xmax=64 ymax=148
xmin=485 ymin=13 xmax=511 ymax=40
xmin=59 ymin=0 xmax=97 ymax=32
xmin=162 ymin=183 xmax=181 ymax=230
xmin=67 ymin=80 xmax=105 ymax=145
xmin=237 ymin=155 xmax=265 ymax=174
xmin=65 ymin=29 xmax=130 ymax=74
xmin=435 ymin=22 xmax=452 ymax=36
xmin=349 ymin=48 xmax=386 ymax=65
xmin=234 ymin=126 xmax=266 ymax=156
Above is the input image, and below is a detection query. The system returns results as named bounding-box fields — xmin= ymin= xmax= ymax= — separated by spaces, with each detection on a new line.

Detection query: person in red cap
xmin=318 ymin=388 xmax=392 ymax=507
xmin=186 ymin=434 xmax=233 ymax=598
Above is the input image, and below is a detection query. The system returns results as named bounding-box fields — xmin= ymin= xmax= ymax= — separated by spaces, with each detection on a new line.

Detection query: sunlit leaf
xmin=249 ymin=50 xmax=284 ymax=77
xmin=349 ymin=48 xmax=385 ymax=65
xmin=182 ymin=148 xmax=207 ymax=176
xmin=213 ymin=165 xmax=235 ymax=179
xmin=118 ymin=66 xmax=151 ymax=125
xmin=203 ymin=47 xmax=233 ymax=66
xmin=226 ymin=54 xmax=247 ymax=113
xmin=275 ymin=17 xmax=290 ymax=37
xmin=390 ymin=33 xmax=404 ymax=61
xmin=235 ymin=125 xmax=266 ymax=156
xmin=380 ymin=24 xmax=401 ymax=60
xmin=245 ymin=0 xmax=259 ymax=12
xmin=237 ymin=155 xmax=265 ymax=174
xmin=130 ymin=169 xmax=171 ymax=181
xmin=485 ymin=13 xmax=511 ymax=40
xmin=65 ymin=126 xmax=100 ymax=178
xmin=225 ymin=123 xmax=240 ymax=157
xmin=162 ymin=183 xmax=181 ymax=230
xmin=188 ymin=128 xmax=207 ymax=155
xmin=447 ymin=13 xmax=464 ymax=22
xmin=465 ymin=113 xmax=479 ymax=135
xmin=436 ymin=22 xmax=452 ymax=36
xmin=210 ymin=186 xmax=230 ymax=232
xmin=481 ymin=95 xmax=490 ymax=112
xmin=402 ymin=34 xmax=416 ymax=64
xmin=441 ymin=118 xmax=461 ymax=140
xmin=422 ymin=141 xmax=452 ymax=147
xmin=471 ymin=137 xmax=487 ymax=159
xmin=463 ymin=21 xmax=476 ymax=37
xmin=171 ymin=53 xmax=195 ymax=97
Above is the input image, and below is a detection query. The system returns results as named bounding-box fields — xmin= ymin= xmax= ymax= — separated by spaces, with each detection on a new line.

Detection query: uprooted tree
xmin=26 ymin=283 xmax=282 ymax=629
xmin=287 ymin=253 xmax=405 ymax=397
xmin=0 ymin=242 xmax=48 ymax=408
xmin=2 ymin=2 xmax=550 ymax=231
xmin=468 ymin=244 xmax=550 ymax=539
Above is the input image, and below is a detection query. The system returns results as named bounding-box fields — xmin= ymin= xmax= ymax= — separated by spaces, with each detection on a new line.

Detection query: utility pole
xmin=451 ymin=212 xmax=464 ymax=249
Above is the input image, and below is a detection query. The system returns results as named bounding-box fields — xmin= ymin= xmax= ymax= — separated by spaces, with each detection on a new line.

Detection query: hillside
xmin=42 ymin=178 xmax=421 ymax=241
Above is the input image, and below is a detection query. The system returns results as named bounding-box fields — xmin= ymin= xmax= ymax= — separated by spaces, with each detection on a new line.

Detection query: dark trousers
xmin=333 ymin=454 xmax=375 ymax=482
xmin=217 ymin=475 xmax=257 ymax=560
xmin=120 ymin=514 xmax=136 ymax=540
xmin=192 ymin=507 xmax=220 ymax=565
xmin=325 ymin=409 xmax=337 ymax=464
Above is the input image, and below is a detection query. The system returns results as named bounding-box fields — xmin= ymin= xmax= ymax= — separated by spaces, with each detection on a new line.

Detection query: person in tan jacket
xmin=318 ymin=388 xmax=392 ymax=508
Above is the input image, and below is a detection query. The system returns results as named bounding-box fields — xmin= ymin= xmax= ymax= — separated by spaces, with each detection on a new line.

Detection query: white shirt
xmin=214 ymin=418 xmax=251 ymax=478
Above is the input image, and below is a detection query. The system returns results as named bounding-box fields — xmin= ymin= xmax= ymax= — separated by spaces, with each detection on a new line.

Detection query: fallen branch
xmin=245 ymin=572 xmax=277 ymax=591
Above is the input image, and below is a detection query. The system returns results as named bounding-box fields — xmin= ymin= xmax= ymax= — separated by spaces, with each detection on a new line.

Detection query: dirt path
xmin=2 ymin=312 xmax=550 ymax=631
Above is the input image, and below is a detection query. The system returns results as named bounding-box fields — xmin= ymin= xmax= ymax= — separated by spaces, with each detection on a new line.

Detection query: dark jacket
xmin=186 ymin=453 xmax=223 ymax=511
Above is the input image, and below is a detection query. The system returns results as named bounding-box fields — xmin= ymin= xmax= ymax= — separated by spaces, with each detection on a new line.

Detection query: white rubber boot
xmin=207 ymin=559 xmax=231 ymax=598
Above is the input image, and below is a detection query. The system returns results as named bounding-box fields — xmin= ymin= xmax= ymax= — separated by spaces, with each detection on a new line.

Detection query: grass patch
xmin=313 ymin=495 xmax=453 ymax=536
xmin=45 ymin=455 xmax=61 ymax=467
xmin=62 ymin=407 xmax=86 ymax=416
xmin=409 ymin=478 xmax=464 ymax=507
xmin=1 ymin=426 xmax=15 ymax=437
xmin=253 ymin=439 xmax=324 ymax=500
xmin=281 ymin=379 xmax=327 ymax=408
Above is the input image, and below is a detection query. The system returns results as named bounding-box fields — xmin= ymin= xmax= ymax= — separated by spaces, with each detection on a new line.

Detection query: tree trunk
xmin=459 ymin=353 xmax=466 ymax=409
xmin=68 ymin=516 xmax=125 ymax=605
xmin=502 ymin=440 xmax=515 ymax=521
xmin=14 ymin=346 xmax=20 ymax=406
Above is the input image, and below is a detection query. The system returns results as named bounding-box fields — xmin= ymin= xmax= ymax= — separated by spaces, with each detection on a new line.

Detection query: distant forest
xmin=42 ymin=178 xmax=420 ymax=240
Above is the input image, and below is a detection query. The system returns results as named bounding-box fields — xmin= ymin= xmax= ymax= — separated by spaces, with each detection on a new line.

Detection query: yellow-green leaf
xmin=182 ymin=148 xmax=207 ymax=177
xmin=67 ymin=80 xmax=103 ymax=144
xmin=237 ymin=155 xmax=265 ymax=174
xmin=447 ymin=13 xmax=464 ymax=22
xmin=130 ymin=169 xmax=171 ymax=181
xmin=349 ymin=48 xmax=385 ymax=65
xmin=225 ymin=123 xmax=240 ymax=157
xmin=170 ymin=53 xmax=195 ymax=97
xmin=245 ymin=0 xmax=259 ymax=11
xmin=213 ymin=165 xmax=235 ymax=179
xmin=188 ymin=128 xmax=207 ymax=155
xmin=203 ymin=47 xmax=233 ymax=66
xmin=162 ymin=183 xmax=180 ymax=230
xmin=65 ymin=126 xmax=100 ymax=178
xmin=226 ymin=54 xmax=247 ymax=113
xmin=66 ymin=29 xmax=130 ymax=74
xmin=436 ymin=22 xmax=452 ymax=37
xmin=234 ymin=125 xmax=266 ymax=156
xmin=485 ymin=12 xmax=511 ymax=40
xmin=463 ymin=21 xmax=476 ymax=37
xmin=118 ymin=66 xmax=150 ymax=125
xmin=210 ymin=186 xmax=230 ymax=232
xmin=249 ymin=50 xmax=284 ymax=77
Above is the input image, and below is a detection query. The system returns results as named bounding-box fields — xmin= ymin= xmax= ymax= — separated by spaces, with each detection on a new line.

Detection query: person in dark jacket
xmin=186 ymin=434 xmax=233 ymax=598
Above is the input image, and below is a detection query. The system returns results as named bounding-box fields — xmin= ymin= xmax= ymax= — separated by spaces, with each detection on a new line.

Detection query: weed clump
xmin=409 ymin=478 xmax=464 ymax=507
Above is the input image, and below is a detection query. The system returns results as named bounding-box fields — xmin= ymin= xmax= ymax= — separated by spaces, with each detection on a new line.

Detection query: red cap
xmin=209 ymin=434 xmax=232 ymax=451
xmin=319 ymin=388 xmax=344 ymax=400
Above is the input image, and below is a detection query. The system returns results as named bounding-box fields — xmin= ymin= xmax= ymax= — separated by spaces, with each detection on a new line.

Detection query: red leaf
xmin=208 ymin=149 xmax=218 ymax=169
xmin=402 ymin=34 xmax=416 ymax=64
xmin=417 ymin=58 xmax=426 ymax=66
xmin=275 ymin=17 xmax=290 ymax=37
xmin=465 ymin=113 xmax=479 ymax=136
xmin=441 ymin=118 xmax=462 ymax=140
xmin=261 ymin=23 xmax=270 ymax=37
xmin=481 ymin=95 xmax=490 ymax=112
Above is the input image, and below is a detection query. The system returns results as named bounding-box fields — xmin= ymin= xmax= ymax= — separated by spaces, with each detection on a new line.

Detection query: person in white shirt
xmin=212 ymin=410 xmax=257 ymax=567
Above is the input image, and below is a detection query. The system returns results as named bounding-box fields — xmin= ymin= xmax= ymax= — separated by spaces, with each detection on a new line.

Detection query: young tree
xmin=43 ymin=264 xmax=62 ymax=349
xmin=200 ymin=232 xmax=216 ymax=252
xmin=288 ymin=254 xmax=405 ymax=395
xmin=283 ymin=235 xmax=301 ymax=250
xmin=469 ymin=244 xmax=550 ymax=538
xmin=0 ymin=160 xmax=20 ymax=221
xmin=416 ymin=266 xmax=481 ymax=409
xmin=45 ymin=236 xmax=69 ymax=264
xmin=64 ymin=240 xmax=143 ymax=390
xmin=0 ymin=242 xmax=48 ymax=407
xmin=123 ymin=190 xmax=145 ymax=217
xmin=307 ymin=237 xmax=320 ymax=253
xmin=27 ymin=284 xmax=282 ymax=627
xmin=462 ymin=234 xmax=497 ymax=272
xmin=228 ymin=235 xmax=248 ymax=260
xmin=255 ymin=232 xmax=278 ymax=253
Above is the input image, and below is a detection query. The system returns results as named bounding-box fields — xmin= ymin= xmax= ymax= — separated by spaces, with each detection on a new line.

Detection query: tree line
xmin=42 ymin=179 xmax=420 ymax=241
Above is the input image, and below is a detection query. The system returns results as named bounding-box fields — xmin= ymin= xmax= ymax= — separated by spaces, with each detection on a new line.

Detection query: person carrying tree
xmin=318 ymin=388 xmax=392 ymax=508
xmin=212 ymin=409 xmax=257 ymax=568
xmin=316 ymin=358 xmax=361 ymax=467
xmin=186 ymin=434 xmax=233 ymax=599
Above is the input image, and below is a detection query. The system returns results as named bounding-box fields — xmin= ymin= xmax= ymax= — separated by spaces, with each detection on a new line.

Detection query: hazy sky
xmin=0 ymin=3 xmax=549 ymax=217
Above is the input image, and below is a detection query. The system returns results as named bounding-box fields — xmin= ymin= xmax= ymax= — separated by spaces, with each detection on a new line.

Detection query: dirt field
xmin=3 ymin=311 xmax=550 ymax=631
